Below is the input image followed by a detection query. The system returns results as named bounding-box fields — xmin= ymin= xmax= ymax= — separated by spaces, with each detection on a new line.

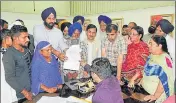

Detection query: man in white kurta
xmin=33 ymin=7 xmax=68 ymax=61
xmin=80 ymin=24 xmax=101 ymax=76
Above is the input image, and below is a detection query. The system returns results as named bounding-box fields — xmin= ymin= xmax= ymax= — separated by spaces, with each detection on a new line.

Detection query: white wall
xmin=1 ymin=12 xmax=73 ymax=34
xmin=1 ymin=6 xmax=175 ymax=38
xmin=84 ymin=6 xmax=175 ymax=38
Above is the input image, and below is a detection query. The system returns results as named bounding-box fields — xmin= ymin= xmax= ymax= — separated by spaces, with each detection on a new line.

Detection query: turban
xmin=8 ymin=21 xmax=23 ymax=29
xmin=156 ymin=19 xmax=174 ymax=34
xmin=68 ymin=22 xmax=82 ymax=37
xmin=73 ymin=15 xmax=85 ymax=25
xmin=98 ymin=15 xmax=112 ymax=25
xmin=61 ymin=22 xmax=72 ymax=32
xmin=41 ymin=7 xmax=56 ymax=21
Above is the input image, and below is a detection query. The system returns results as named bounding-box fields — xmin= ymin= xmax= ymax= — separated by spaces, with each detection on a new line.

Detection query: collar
xmin=0 ymin=47 xmax=7 ymax=54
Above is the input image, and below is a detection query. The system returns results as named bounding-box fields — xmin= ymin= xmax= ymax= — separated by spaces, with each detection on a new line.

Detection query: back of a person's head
xmin=91 ymin=57 xmax=112 ymax=80
xmin=0 ymin=29 xmax=11 ymax=46
xmin=86 ymin=24 xmax=97 ymax=32
xmin=10 ymin=25 xmax=28 ymax=37
xmin=106 ymin=24 xmax=118 ymax=33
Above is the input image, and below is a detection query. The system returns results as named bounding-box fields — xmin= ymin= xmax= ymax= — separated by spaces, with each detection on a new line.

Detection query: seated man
xmin=31 ymin=41 xmax=63 ymax=96
xmin=90 ymin=57 xmax=124 ymax=103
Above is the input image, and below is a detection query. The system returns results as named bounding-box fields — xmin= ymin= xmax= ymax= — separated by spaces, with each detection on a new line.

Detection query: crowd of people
xmin=0 ymin=7 xmax=175 ymax=103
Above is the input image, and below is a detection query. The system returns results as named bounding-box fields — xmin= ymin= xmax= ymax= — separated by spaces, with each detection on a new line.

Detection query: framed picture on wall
xmin=150 ymin=14 xmax=174 ymax=37
xmin=112 ymin=18 xmax=124 ymax=34
xmin=83 ymin=19 xmax=91 ymax=31
xmin=57 ymin=19 xmax=67 ymax=29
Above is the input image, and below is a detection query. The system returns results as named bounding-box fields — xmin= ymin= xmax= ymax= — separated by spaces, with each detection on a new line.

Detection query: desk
xmin=24 ymin=92 xmax=154 ymax=103
xmin=24 ymin=93 xmax=58 ymax=103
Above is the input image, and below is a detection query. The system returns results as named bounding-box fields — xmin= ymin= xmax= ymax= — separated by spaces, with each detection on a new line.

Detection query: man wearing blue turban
xmin=97 ymin=15 xmax=112 ymax=41
xmin=73 ymin=15 xmax=85 ymax=25
xmin=33 ymin=7 xmax=68 ymax=62
xmin=73 ymin=15 xmax=87 ymax=42
xmin=62 ymin=22 xmax=86 ymax=82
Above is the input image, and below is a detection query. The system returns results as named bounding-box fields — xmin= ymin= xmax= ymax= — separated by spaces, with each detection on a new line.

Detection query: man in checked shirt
xmin=101 ymin=24 xmax=127 ymax=81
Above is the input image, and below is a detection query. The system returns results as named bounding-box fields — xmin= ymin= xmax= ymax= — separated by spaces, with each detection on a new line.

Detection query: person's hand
xmin=137 ymin=65 xmax=144 ymax=70
xmin=26 ymin=92 xmax=33 ymax=101
xmin=141 ymin=54 xmax=148 ymax=61
xmin=46 ymin=87 xmax=57 ymax=93
xmin=58 ymin=53 xmax=67 ymax=61
xmin=63 ymin=48 xmax=68 ymax=54
xmin=83 ymin=71 xmax=89 ymax=77
xmin=144 ymin=95 xmax=157 ymax=102
xmin=67 ymin=73 xmax=73 ymax=80
xmin=57 ymin=84 xmax=63 ymax=89
xmin=80 ymin=60 xmax=87 ymax=67
xmin=116 ymin=75 xmax=121 ymax=81
xmin=72 ymin=72 xmax=78 ymax=79
xmin=128 ymin=79 xmax=135 ymax=88
xmin=120 ymin=81 xmax=125 ymax=86
xmin=138 ymin=79 xmax=143 ymax=87
xmin=21 ymin=89 xmax=32 ymax=101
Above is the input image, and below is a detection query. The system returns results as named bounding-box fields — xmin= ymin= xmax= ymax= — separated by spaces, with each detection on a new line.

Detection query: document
xmin=85 ymin=94 xmax=93 ymax=102
xmin=63 ymin=45 xmax=82 ymax=71
xmin=37 ymin=96 xmax=89 ymax=103
xmin=37 ymin=96 xmax=67 ymax=103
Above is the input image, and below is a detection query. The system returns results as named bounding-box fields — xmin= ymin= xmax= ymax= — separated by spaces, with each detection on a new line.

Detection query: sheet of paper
xmin=63 ymin=45 xmax=81 ymax=71
xmin=85 ymin=94 xmax=93 ymax=102
xmin=37 ymin=96 xmax=89 ymax=103
xmin=37 ymin=96 xmax=67 ymax=103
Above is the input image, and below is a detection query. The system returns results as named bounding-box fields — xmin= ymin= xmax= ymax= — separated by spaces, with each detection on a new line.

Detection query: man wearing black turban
xmin=155 ymin=19 xmax=175 ymax=75
xmin=97 ymin=15 xmax=112 ymax=41
xmin=33 ymin=7 xmax=68 ymax=61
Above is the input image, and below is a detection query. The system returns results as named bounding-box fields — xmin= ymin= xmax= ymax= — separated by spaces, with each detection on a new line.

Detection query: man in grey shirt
xmin=16 ymin=19 xmax=35 ymax=55
xmin=2 ymin=25 xmax=32 ymax=102
xmin=33 ymin=7 xmax=68 ymax=61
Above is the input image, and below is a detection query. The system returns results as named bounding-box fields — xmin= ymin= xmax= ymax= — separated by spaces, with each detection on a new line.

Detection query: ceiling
xmin=1 ymin=1 xmax=174 ymax=16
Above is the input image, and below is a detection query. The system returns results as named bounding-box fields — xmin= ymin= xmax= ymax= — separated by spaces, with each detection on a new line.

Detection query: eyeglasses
xmin=129 ymin=32 xmax=139 ymax=36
